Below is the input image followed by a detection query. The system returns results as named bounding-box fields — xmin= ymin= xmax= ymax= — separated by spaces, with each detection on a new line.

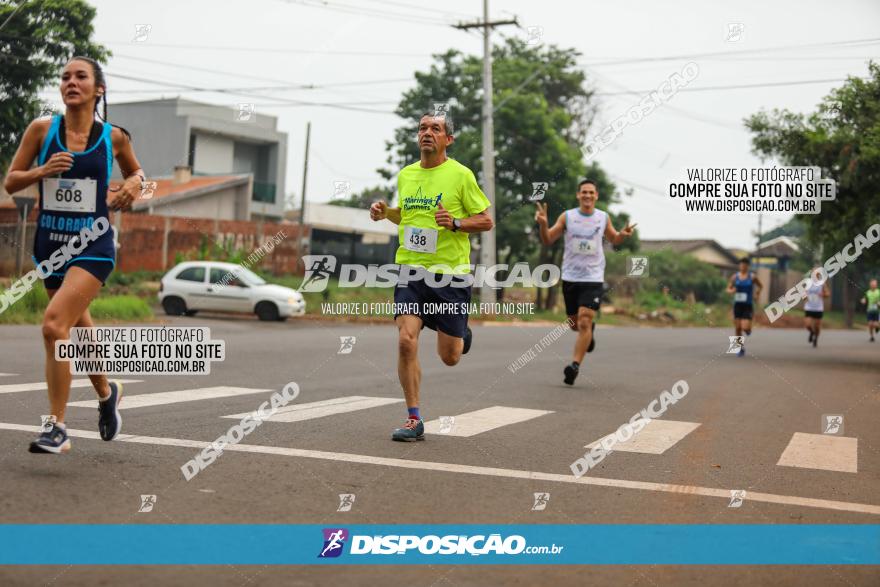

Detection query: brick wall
xmin=0 ymin=210 xmax=308 ymax=277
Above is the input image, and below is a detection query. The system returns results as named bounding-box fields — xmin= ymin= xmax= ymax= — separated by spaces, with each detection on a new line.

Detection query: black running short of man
xmin=562 ymin=280 xmax=603 ymax=316
xmin=867 ymin=310 xmax=880 ymax=322
xmin=804 ymin=310 xmax=824 ymax=319
xmin=393 ymin=274 xmax=471 ymax=338
xmin=733 ymin=303 xmax=754 ymax=320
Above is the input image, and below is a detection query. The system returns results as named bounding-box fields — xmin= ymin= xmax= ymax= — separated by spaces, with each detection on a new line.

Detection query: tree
xmin=328 ymin=184 xmax=394 ymax=208
xmin=0 ymin=0 xmax=109 ymax=173
xmin=606 ymin=249 xmax=727 ymax=305
xmin=746 ymin=61 xmax=880 ymax=326
xmin=382 ymin=38 xmax=632 ymax=307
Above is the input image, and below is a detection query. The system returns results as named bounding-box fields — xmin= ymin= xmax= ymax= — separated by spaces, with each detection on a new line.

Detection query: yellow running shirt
xmin=395 ymin=158 xmax=490 ymax=274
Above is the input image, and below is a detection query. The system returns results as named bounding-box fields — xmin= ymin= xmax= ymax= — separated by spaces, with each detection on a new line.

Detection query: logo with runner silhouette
xmin=530 ymin=182 xmax=548 ymax=201
xmin=40 ymin=415 xmax=55 ymax=433
xmin=728 ymin=490 xmax=746 ymax=508
xmin=337 ymin=494 xmax=356 ymax=512
xmin=235 ymin=103 xmax=256 ymax=122
xmin=726 ymin=23 xmax=744 ymax=43
xmin=132 ymin=24 xmax=152 ymax=43
xmin=727 ymin=336 xmax=745 ymax=354
xmin=627 ymin=256 xmax=649 ymax=277
xmin=438 ymin=416 xmax=455 ymax=434
xmin=138 ymin=495 xmax=157 ymax=513
xmin=432 ymin=102 xmax=450 ymax=118
xmin=525 ymin=25 xmax=544 ymax=46
xmin=318 ymin=528 xmax=349 ymax=558
xmin=299 ymin=255 xmax=337 ymax=293
xmin=531 ymin=492 xmax=550 ymax=511
xmin=338 ymin=336 xmax=356 ymax=355
xmin=821 ymin=414 xmax=844 ymax=435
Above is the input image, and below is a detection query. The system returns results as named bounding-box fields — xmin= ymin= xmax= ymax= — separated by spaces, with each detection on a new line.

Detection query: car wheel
xmin=162 ymin=296 xmax=187 ymax=316
xmin=255 ymin=301 xmax=280 ymax=321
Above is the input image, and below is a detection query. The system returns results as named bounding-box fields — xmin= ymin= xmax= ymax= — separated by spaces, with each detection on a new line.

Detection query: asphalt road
xmin=0 ymin=315 xmax=878 ymax=586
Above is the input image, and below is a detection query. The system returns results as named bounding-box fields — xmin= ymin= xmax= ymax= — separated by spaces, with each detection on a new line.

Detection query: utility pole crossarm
xmin=452 ymin=18 xmax=518 ymax=30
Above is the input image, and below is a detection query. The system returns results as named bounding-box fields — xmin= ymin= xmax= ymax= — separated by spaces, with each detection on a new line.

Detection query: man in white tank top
xmin=535 ymin=179 xmax=636 ymax=385
xmin=803 ymin=267 xmax=830 ymax=348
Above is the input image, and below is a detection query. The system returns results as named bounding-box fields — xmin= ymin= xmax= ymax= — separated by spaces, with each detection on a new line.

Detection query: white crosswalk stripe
xmin=0 ymin=379 xmax=141 ymax=394
xmin=68 ymin=386 xmax=271 ymax=410
xmin=222 ymin=395 xmax=403 ymax=423
xmin=423 ymin=406 xmax=554 ymax=437
xmin=777 ymin=432 xmax=858 ymax=473
xmin=585 ymin=419 xmax=701 ymax=454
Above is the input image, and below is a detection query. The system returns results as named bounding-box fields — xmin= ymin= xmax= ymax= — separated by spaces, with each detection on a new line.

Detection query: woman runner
xmin=3 ymin=56 xmax=147 ymax=453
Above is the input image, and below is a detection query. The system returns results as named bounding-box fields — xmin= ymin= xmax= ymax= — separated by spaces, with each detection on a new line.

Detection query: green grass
xmin=0 ymin=278 xmax=153 ymax=324
xmin=0 ymin=284 xmax=50 ymax=324
xmin=88 ymin=296 xmax=153 ymax=321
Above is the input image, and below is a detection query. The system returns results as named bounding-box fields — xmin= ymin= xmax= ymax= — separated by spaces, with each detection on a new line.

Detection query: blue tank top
xmin=733 ymin=272 xmax=754 ymax=305
xmin=33 ymin=114 xmax=115 ymax=272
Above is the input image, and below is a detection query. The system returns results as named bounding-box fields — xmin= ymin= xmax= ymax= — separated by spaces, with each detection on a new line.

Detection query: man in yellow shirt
xmin=370 ymin=112 xmax=493 ymax=441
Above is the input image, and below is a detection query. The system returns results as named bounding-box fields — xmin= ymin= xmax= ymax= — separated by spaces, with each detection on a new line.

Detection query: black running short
xmin=733 ymin=302 xmax=753 ymax=320
xmin=393 ymin=274 xmax=471 ymax=338
xmin=41 ymin=258 xmax=113 ymax=290
xmin=562 ymin=280 xmax=603 ymax=316
xmin=804 ymin=310 xmax=824 ymax=319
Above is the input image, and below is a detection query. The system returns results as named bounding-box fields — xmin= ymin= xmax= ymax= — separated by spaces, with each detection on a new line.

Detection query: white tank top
xmin=562 ymin=208 xmax=607 ymax=283
xmin=804 ymin=283 xmax=824 ymax=312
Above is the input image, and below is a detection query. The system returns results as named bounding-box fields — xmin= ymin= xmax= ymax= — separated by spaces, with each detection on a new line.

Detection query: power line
xmin=356 ymin=0 xmax=473 ymax=20
xmin=580 ymin=37 xmax=880 ymax=67
xmin=100 ymin=40 xmax=431 ymax=58
xmin=1 ymin=31 xmax=430 ymax=58
xmin=105 ymin=70 xmax=399 ymax=114
xmin=586 ymin=67 xmax=742 ymax=131
xmin=594 ymin=77 xmax=847 ymax=96
xmin=111 ymin=52 xmax=411 ymax=92
xmin=277 ymin=0 xmax=453 ymax=27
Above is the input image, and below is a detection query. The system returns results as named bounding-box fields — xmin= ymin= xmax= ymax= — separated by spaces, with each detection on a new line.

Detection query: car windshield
xmin=231 ymin=267 xmax=267 ymax=286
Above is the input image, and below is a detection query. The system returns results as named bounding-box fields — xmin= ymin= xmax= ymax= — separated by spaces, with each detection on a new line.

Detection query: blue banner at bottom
xmin=1 ymin=525 xmax=877 ymax=565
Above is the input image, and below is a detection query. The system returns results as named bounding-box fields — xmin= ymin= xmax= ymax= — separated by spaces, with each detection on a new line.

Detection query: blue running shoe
xmin=28 ymin=419 xmax=71 ymax=454
xmin=98 ymin=380 xmax=123 ymax=441
xmin=392 ymin=418 xmax=424 ymax=442
xmin=737 ymin=347 xmax=745 ymax=357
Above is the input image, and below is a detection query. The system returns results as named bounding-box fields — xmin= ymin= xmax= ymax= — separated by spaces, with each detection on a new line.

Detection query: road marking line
xmin=222 ymin=396 xmax=403 ymax=422
xmin=68 ymin=386 xmax=271 ymax=410
xmin=586 ymin=420 xmax=701 ymax=455
xmin=777 ymin=432 xmax=858 ymax=473
xmin=0 ymin=422 xmax=877 ymax=516
xmin=0 ymin=373 xmax=16 ymax=377
xmin=0 ymin=379 xmax=141 ymax=395
xmin=423 ymin=406 xmax=554 ymax=437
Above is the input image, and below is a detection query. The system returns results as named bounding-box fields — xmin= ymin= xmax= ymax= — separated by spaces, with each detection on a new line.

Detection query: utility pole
xmin=454 ymin=1 xmax=517 ymax=305
xmin=298 ymin=121 xmax=311 ymax=259
xmin=756 ymin=213 xmax=763 ymax=260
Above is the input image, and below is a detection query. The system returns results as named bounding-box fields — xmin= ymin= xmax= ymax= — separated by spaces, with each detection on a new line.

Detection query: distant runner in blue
xmin=726 ymin=257 xmax=763 ymax=357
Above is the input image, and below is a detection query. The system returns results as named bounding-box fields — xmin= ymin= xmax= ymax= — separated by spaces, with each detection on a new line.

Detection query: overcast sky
xmin=50 ymin=0 xmax=880 ymax=250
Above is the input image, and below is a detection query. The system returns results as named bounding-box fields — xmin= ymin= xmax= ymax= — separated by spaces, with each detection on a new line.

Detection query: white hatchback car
xmin=159 ymin=261 xmax=305 ymax=321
